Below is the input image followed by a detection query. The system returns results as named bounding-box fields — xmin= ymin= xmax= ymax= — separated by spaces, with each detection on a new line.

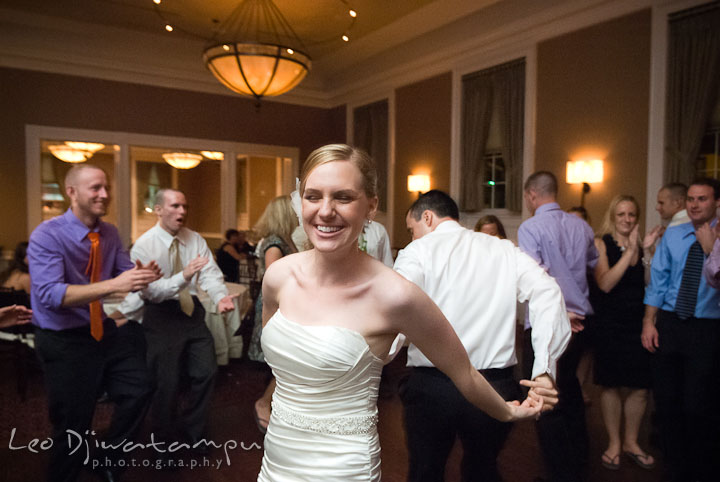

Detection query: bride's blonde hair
xmin=299 ymin=144 xmax=377 ymax=199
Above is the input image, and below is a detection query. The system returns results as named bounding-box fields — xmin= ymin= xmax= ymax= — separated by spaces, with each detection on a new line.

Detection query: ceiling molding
xmin=0 ymin=0 xmax=675 ymax=110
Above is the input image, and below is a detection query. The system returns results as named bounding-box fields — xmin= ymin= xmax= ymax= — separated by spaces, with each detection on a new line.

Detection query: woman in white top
xmin=256 ymin=144 xmax=544 ymax=481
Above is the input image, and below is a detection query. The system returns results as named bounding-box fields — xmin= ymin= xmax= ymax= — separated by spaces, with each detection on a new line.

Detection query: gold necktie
xmin=170 ymin=238 xmax=194 ymax=317
xmin=85 ymin=232 xmax=103 ymax=341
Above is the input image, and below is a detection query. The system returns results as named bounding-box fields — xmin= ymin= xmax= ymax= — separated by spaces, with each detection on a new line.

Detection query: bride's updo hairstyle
xmin=300 ymin=144 xmax=378 ymax=199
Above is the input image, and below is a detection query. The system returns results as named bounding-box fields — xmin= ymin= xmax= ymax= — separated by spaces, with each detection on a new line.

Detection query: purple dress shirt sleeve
xmin=703 ymin=238 xmax=720 ymax=289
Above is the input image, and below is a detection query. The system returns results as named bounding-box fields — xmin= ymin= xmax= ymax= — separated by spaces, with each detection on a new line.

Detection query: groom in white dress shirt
xmin=394 ymin=190 xmax=570 ymax=481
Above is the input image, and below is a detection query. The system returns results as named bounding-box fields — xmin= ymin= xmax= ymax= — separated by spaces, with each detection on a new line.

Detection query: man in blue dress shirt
xmin=28 ymin=164 xmax=161 ymax=482
xmin=642 ymin=178 xmax=720 ymax=482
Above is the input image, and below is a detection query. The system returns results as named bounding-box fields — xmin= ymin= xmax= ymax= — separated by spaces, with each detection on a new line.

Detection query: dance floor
xmin=0 ymin=346 xmax=662 ymax=481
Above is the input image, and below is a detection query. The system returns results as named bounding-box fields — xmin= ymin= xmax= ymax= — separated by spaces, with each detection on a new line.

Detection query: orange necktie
xmin=85 ymin=232 xmax=103 ymax=341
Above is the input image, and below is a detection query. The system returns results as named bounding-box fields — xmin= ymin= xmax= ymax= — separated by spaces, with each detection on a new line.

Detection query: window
xmin=483 ymin=150 xmax=506 ymax=209
xmin=697 ymin=127 xmax=720 ymax=179
xmin=353 ymin=99 xmax=389 ymax=211
xmin=665 ymin=2 xmax=720 ymax=184
xmin=460 ymin=58 xmax=525 ymax=212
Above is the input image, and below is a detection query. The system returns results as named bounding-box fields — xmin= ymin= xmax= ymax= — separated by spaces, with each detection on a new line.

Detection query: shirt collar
xmin=434 ymin=219 xmax=462 ymax=233
xmin=535 ymin=202 xmax=562 ymax=215
xmin=671 ymin=209 xmax=688 ymax=222
xmin=64 ymin=208 xmax=101 ymax=242
xmin=680 ymin=217 xmax=718 ymax=239
xmin=154 ymin=222 xmax=186 ymax=248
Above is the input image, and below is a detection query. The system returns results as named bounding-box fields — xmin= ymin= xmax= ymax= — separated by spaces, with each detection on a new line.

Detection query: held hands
xmin=183 ymin=256 xmax=209 ymax=281
xmin=567 ymin=311 xmax=585 ymax=333
xmin=505 ymin=390 xmax=544 ymax=421
xmin=217 ymin=293 xmax=239 ymax=314
xmin=0 ymin=304 xmax=33 ymax=329
xmin=695 ymin=222 xmax=715 ymax=255
xmin=114 ymin=260 xmax=163 ymax=292
xmin=519 ymin=374 xmax=559 ymax=412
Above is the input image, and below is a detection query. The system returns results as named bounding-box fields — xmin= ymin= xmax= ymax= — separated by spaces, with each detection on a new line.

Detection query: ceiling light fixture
xmin=154 ymin=0 xmax=356 ymax=104
xmin=48 ymin=145 xmax=92 ymax=163
xmin=200 ymin=150 xmax=225 ymax=160
xmin=202 ymin=0 xmax=311 ymax=103
xmin=64 ymin=141 xmax=105 ymax=153
xmin=162 ymin=152 xmax=203 ymax=169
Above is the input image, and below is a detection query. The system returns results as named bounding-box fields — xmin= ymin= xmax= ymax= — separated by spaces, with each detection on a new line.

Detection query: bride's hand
xmin=505 ymin=391 xmax=543 ymax=421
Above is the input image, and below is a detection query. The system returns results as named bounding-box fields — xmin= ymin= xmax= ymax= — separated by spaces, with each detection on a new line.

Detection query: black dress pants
xmin=400 ymin=366 xmax=520 ymax=482
xmin=525 ymin=328 xmax=588 ymax=482
xmin=143 ymin=298 xmax=217 ymax=444
xmin=34 ymin=319 xmax=152 ymax=482
xmin=652 ymin=310 xmax=720 ymax=482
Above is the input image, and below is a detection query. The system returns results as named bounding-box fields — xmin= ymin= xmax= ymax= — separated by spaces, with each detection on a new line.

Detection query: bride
xmin=257 ymin=144 xmax=542 ymax=481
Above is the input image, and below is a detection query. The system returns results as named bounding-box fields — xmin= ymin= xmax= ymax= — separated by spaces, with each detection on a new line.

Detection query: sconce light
xmin=566 ymin=159 xmax=603 ymax=207
xmin=408 ymin=174 xmax=430 ymax=196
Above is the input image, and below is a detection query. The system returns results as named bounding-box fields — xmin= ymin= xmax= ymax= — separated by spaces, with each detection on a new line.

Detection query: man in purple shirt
xmin=518 ymin=171 xmax=598 ymax=482
xmin=28 ymin=164 xmax=161 ymax=482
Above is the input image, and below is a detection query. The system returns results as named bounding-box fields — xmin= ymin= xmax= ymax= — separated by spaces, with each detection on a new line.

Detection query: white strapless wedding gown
xmin=257 ymin=310 xmax=383 ymax=481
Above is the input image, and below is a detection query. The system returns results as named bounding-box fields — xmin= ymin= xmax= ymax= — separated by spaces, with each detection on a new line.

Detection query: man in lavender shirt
xmin=518 ymin=171 xmax=598 ymax=482
xmin=28 ymin=164 xmax=161 ymax=482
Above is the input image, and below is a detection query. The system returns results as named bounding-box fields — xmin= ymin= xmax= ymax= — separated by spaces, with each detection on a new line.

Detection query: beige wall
xmin=0 ymin=67 xmax=345 ymax=250
xmin=535 ymin=9 xmax=651 ymax=230
xmin=393 ymin=72 xmax=453 ymax=248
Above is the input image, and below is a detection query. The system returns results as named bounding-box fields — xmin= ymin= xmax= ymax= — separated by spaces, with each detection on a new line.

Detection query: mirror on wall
xmin=30 ymin=127 xmax=300 ymax=249
xmin=131 ymin=146 xmax=222 ymax=243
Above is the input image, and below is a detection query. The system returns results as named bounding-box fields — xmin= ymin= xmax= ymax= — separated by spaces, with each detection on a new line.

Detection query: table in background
xmin=198 ymin=282 xmax=250 ymax=366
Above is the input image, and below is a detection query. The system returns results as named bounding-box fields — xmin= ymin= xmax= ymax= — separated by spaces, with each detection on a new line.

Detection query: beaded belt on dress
xmin=271 ymin=400 xmax=378 ymax=435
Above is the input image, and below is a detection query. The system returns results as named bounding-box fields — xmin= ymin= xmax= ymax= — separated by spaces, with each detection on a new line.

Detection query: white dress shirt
xmin=393 ymin=220 xmax=570 ymax=381
xmin=131 ymin=223 xmax=228 ymax=306
xmin=362 ymin=221 xmax=394 ymax=267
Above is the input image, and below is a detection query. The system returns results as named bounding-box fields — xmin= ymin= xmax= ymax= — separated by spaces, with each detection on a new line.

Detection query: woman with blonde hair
xmin=249 ymin=195 xmax=298 ymax=433
xmin=256 ymin=144 xmax=543 ymax=481
xmin=593 ymin=194 xmax=655 ymax=470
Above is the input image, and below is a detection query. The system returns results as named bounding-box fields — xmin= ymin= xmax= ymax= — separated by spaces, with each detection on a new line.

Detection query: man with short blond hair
xmin=29 ymin=164 xmax=161 ymax=482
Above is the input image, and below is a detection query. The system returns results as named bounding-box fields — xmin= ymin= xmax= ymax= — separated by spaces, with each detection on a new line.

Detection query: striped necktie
xmin=85 ymin=232 xmax=103 ymax=341
xmin=675 ymin=240 xmax=704 ymax=320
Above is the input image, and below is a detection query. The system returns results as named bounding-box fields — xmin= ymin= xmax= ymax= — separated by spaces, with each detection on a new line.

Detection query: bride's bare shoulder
xmin=262 ymin=252 xmax=305 ymax=287
xmin=371 ymin=263 xmax=421 ymax=312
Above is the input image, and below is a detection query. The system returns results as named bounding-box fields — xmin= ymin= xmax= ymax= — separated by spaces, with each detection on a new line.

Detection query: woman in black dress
xmin=593 ymin=195 xmax=654 ymax=470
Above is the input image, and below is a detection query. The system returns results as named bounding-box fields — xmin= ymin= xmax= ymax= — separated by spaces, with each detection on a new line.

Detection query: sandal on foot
xmin=601 ymin=452 xmax=620 ymax=470
xmin=624 ymin=451 xmax=655 ymax=469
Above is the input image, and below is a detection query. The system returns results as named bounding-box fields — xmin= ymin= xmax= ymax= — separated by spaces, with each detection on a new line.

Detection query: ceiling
xmin=0 ymin=0 xmax=438 ymax=58
xmin=0 ymin=0 xmax=511 ymax=102
xmin=2 ymin=0 xmax=650 ymax=106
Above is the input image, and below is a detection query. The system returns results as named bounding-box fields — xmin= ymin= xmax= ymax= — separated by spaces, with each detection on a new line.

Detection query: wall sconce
xmin=407 ymin=174 xmax=430 ymax=196
xmin=566 ymin=159 xmax=603 ymax=207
